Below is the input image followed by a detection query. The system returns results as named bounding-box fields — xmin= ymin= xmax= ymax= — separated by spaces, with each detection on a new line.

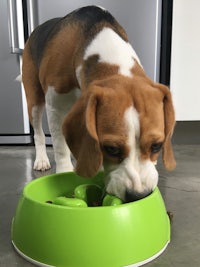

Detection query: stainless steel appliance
xmin=0 ymin=0 xmax=31 ymax=144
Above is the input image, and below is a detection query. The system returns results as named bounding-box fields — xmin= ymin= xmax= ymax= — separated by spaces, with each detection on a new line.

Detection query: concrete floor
xmin=0 ymin=145 xmax=200 ymax=267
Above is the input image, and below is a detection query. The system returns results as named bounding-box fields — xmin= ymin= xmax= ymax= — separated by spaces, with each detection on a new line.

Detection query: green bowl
xmin=11 ymin=172 xmax=170 ymax=267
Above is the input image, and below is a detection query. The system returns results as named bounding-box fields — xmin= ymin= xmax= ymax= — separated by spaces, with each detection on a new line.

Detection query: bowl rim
xmin=23 ymin=172 xmax=160 ymax=210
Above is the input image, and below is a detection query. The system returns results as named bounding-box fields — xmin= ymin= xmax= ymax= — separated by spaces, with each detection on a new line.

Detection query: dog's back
xmin=27 ymin=6 xmax=127 ymax=76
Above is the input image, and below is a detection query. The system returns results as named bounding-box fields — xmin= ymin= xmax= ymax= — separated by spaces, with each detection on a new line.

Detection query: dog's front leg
xmin=45 ymin=86 xmax=75 ymax=173
xmin=32 ymin=105 xmax=51 ymax=171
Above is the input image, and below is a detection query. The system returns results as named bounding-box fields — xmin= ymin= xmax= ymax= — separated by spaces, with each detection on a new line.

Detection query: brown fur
xmin=22 ymin=7 xmax=176 ymax=178
xmin=22 ymin=41 xmax=45 ymax=122
xmin=63 ymin=69 xmax=176 ymax=177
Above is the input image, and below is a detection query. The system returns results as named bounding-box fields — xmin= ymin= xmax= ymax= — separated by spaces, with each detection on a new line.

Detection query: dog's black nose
xmin=125 ymin=189 xmax=152 ymax=203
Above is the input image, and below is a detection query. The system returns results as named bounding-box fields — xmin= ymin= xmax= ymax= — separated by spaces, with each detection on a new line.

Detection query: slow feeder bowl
xmin=11 ymin=172 xmax=170 ymax=267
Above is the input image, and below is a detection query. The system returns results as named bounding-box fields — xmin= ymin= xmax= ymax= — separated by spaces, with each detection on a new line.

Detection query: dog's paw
xmin=34 ymin=157 xmax=51 ymax=171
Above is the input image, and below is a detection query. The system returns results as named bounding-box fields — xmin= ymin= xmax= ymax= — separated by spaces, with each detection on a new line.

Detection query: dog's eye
xmin=151 ymin=143 xmax=163 ymax=154
xmin=103 ymin=146 xmax=121 ymax=157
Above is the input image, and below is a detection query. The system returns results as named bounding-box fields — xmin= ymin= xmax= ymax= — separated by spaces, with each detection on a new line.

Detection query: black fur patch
xmin=69 ymin=6 xmax=116 ymax=30
xmin=67 ymin=6 xmax=125 ymax=38
xmin=29 ymin=18 xmax=61 ymax=66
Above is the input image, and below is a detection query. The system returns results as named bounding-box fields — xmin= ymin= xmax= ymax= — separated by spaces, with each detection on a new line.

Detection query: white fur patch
xmin=124 ymin=106 xmax=158 ymax=193
xmin=75 ymin=65 xmax=82 ymax=87
xmin=123 ymin=106 xmax=141 ymax=191
xmin=84 ymin=27 xmax=141 ymax=77
xmin=32 ymin=105 xmax=51 ymax=171
xmin=105 ymin=106 xmax=158 ymax=201
xmin=96 ymin=5 xmax=106 ymax=11
xmin=124 ymin=106 xmax=140 ymax=144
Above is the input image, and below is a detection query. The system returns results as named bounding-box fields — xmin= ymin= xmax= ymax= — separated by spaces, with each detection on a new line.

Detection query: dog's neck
xmin=77 ymin=59 xmax=145 ymax=92
xmin=75 ymin=26 xmax=144 ymax=91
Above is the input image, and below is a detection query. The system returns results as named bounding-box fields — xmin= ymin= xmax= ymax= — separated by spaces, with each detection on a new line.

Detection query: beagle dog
xmin=22 ymin=6 xmax=176 ymax=202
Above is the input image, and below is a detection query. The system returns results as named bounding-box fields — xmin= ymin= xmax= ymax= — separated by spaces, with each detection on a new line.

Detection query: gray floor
xmin=0 ymin=145 xmax=200 ymax=267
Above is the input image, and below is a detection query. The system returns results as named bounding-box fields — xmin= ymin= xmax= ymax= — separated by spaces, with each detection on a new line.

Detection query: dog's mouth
xmin=103 ymin=166 xmax=157 ymax=203
xmin=125 ymin=189 xmax=152 ymax=202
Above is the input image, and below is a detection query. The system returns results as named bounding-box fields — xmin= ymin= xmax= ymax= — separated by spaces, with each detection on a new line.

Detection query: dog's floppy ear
xmin=158 ymin=84 xmax=176 ymax=170
xmin=62 ymin=91 xmax=102 ymax=177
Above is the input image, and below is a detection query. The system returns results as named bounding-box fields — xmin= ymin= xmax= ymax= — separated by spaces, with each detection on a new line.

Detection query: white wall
xmin=170 ymin=0 xmax=200 ymax=121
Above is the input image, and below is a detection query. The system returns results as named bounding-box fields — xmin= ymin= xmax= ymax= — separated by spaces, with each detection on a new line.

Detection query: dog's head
xmin=63 ymin=77 xmax=176 ymax=202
